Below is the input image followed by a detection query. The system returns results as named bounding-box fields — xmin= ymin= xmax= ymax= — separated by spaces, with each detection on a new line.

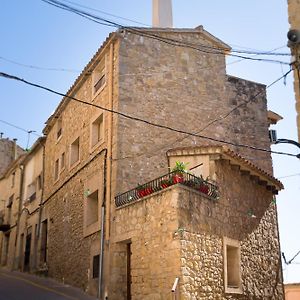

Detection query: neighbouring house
xmin=0 ymin=154 xmax=25 ymax=269
xmin=0 ymin=138 xmax=24 ymax=177
xmin=0 ymin=26 xmax=285 ymax=299
xmin=285 ymin=283 xmax=300 ymax=300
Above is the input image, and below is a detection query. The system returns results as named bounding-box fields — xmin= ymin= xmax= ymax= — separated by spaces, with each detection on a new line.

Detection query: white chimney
xmin=153 ymin=0 xmax=173 ymax=28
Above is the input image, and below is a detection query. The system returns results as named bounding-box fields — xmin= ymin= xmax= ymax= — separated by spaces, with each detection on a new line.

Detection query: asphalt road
xmin=0 ymin=269 xmax=97 ymax=300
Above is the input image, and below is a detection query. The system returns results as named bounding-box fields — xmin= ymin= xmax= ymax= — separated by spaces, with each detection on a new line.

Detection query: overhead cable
xmin=0 ymin=71 xmax=298 ymax=159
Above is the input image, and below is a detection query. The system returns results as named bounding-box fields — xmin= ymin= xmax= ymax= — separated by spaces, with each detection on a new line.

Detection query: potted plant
xmin=199 ymin=176 xmax=210 ymax=195
xmin=160 ymin=178 xmax=171 ymax=189
xmin=136 ymin=184 xmax=153 ymax=198
xmin=171 ymin=161 xmax=188 ymax=184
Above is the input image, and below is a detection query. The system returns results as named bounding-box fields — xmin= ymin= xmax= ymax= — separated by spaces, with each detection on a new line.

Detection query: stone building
xmin=287 ymin=0 xmax=300 ymax=141
xmin=0 ymin=154 xmax=25 ymax=268
xmin=0 ymin=138 xmax=24 ymax=177
xmin=0 ymin=27 xmax=285 ymax=299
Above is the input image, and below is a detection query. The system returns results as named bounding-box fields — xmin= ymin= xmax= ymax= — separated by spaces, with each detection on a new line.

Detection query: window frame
xmin=223 ymin=237 xmax=242 ymax=294
xmin=54 ymin=158 xmax=59 ymax=182
xmin=56 ymin=117 xmax=63 ymax=141
xmin=92 ymin=56 xmax=106 ymax=98
xmin=69 ymin=136 xmax=80 ymax=168
xmin=90 ymin=112 xmax=105 ymax=152
xmin=83 ymin=176 xmax=101 ymax=238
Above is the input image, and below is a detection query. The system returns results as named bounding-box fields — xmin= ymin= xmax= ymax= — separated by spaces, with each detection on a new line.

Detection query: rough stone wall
xmin=112 ymin=188 xmax=181 ymax=300
xmin=288 ymin=0 xmax=300 ymax=141
xmin=116 ymin=30 xmax=271 ymax=195
xmin=41 ymin=38 xmax=120 ymax=294
xmin=113 ymin=161 xmax=283 ymax=300
xmin=177 ymin=160 xmax=283 ymax=299
xmin=226 ymin=76 xmax=272 ymax=173
xmin=45 ymin=159 xmax=99 ymax=291
xmin=0 ymin=162 xmax=23 ymax=269
xmin=0 ymin=138 xmax=24 ymax=177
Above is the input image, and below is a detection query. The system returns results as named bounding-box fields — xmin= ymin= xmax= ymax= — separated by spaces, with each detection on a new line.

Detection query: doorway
xmin=127 ymin=242 xmax=132 ymax=300
xmin=24 ymin=230 xmax=32 ymax=272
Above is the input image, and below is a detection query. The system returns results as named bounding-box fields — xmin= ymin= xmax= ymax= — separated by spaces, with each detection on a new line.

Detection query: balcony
xmin=115 ymin=171 xmax=219 ymax=208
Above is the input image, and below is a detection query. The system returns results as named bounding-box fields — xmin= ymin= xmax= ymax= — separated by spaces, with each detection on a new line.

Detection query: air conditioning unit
xmin=269 ymin=129 xmax=277 ymax=143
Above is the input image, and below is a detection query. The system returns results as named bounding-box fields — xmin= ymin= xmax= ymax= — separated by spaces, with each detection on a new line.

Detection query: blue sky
xmin=1 ymin=0 xmax=299 ymax=283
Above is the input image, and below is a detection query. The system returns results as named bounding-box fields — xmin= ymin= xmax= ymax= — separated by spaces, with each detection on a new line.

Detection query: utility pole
xmin=287 ymin=0 xmax=300 ymax=142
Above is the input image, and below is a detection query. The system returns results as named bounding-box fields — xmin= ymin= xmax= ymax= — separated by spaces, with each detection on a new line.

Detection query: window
xmin=56 ymin=117 xmax=62 ymax=140
xmin=54 ymin=159 xmax=59 ymax=181
xmin=60 ymin=152 xmax=65 ymax=171
xmin=70 ymin=137 xmax=80 ymax=166
xmin=11 ymin=172 xmax=15 ymax=187
xmin=7 ymin=195 xmax=13 ymax=224
xmin=27 ymin=183 xmax=36 ymax=202
xmin=37 ymin=174 xmax=42 ymax=190
xmin=223 ymin=237 xmax=242 ymax=294
xmin=86 ymin=190 xmax=99 ymax=226
xmin=92 ymin=254 xmax=100 ymax=278
xmin=40 ymin=220 xmax=48 ymax=263
xmin=91 ymin=114 xmax=104 ymax=148
xmin=93 ymin=59 xmax=106 ymax=95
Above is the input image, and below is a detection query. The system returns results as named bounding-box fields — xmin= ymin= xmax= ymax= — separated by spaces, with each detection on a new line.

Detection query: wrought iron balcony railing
xmin=115 ymin=171 xmax=219 ymax=208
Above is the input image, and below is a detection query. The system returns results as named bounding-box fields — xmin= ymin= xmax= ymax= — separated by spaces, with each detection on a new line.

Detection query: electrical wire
xmin=113 ymin=68 xmax=293 ymax=161
xmin=40 ymin=0 xmax=291 ymax=65
xmin=278 ymin=173 xmax=300 ymax=179
xmin=0 ymin=71 xmax=298 ymax=160
xmin=0 ymin=56 xmax=80 ymax=73
xmin=0 ymin=119 xmax=41 ymax=137
xmin=282 ymin=250 xmax=300 ymax=265
xmin=60 ymin=0 xmax=150 ymax=27
xmin=49 ymin=0 xmax=290 ymax=56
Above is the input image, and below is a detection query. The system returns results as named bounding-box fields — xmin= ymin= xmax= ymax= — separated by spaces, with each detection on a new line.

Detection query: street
xmin=0 ymin=269 xmax=97 ymax=300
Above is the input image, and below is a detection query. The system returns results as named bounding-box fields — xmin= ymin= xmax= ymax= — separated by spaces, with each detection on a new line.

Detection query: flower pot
xmin=172 ymin=173 xmax=184 ymax=184
xmin=199 ymin=184 xmax=209 ymax=194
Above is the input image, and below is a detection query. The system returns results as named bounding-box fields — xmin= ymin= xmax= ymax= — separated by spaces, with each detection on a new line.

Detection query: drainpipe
xmin=13 ymin=163 xmax=25 ymax=270
xmin=35 ymin=140 xmax=46 ymax=270
xmin=98 ymin=149 xmax=107 ymax=299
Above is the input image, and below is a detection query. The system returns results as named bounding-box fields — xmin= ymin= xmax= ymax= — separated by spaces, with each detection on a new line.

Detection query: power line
xmin=57 ymin=0 xmax=290 ymax=58
xmin=113 ymin=68 xmax=292 ymax=161
xmin=0 ymin=56 xmax=80 ymax=73
xmin=40 ymin=0 xmax=291 ymax=66
xmin=60 ymin=0 xmax=150 ymax=27
xmin=0 ymin=71 xmax=298 ymax=159
xmin=0 ymin=119 xmax=41 ymax=137
xmin=278 ymin=173 xmax=300 ymax=179
xmin=282 ymin=250 xmax=300 ymax=265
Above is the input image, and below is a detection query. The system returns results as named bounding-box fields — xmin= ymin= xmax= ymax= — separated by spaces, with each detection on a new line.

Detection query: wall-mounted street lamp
xmin=274 ymin=138 xmax=300 ymax=159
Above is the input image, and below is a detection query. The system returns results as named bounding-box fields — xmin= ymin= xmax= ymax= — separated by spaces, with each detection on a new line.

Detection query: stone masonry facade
xmin=0 ymin=27 xmax=284 ymax=299
xmin=113 ymin=156 xmax=283 ymax=299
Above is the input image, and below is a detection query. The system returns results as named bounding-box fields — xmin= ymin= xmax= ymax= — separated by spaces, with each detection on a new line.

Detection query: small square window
xmin=223 ymin=237 xmax=242 ymax=294
xmin=54 ymin=159 xmax=59 ymax=181
xmin=70 ymin=137 xmax=80 ymax=166
xmin=93 ymin=60 xmax=106 ymax=95
xmin=86 ymin=190 xmax=99 ymax=226
xmin=91 ymin=114 xmax=104 ymax=148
